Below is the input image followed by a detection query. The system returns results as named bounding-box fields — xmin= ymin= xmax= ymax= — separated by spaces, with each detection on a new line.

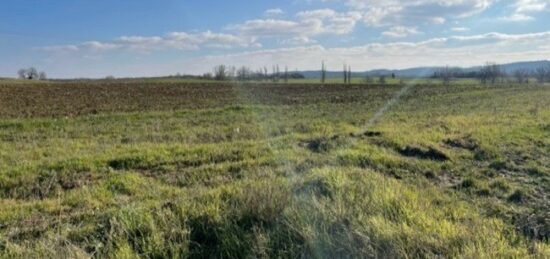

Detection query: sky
xmin=0 ymin=0 xmax=549 ymax=78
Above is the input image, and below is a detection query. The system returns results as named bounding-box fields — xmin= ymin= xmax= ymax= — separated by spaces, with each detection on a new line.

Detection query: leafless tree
xmin=284 ymin=66 xmax=289 ymax=84
xmin=379 ymin=75 xmax=386 ymax=85
xmin=321 ymin=61 xmax=326 ymax=84
xmin=229 ymin=66 xmax=236 ymax=79
xmin=271 ymin=65 xmax=276 ymax=82
xmin=237 ymin=66 xmax=251 ymax=81
xmin=343 ymin=64 xmax=348 ymax=84
xmin=275 ymin=65 xmax=280 ymax=82
xmin=214 ymin=65 xmax=227 ymax=81
xmin=479 ymin=62 xmax=503 ymax=84
xmin=513 ymin=69 xmax=529 ymax=84
xmin=17 ymin=69 xmax=26 ymax=79
xmin=17 ymin=67 xmax=41 ymax=80
xmin=38 ymin=71 xmax=47 ymax=80
xmin=363 ymin=75 xmax=373 ymax=84
xmin=347 ymin=65 xmax=352 ymax=84
xmin=534 ymin=66 xmax=548 ymax=84
xmin=440 ymin=66 xmax=452 ymax=86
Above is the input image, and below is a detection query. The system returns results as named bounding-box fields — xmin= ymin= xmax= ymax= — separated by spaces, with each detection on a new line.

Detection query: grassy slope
xmin=0 ymin=81 xmax=548 ymax=258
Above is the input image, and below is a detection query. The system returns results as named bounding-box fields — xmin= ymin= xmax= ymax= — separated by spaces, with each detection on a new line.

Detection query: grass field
xmin=0 ymin=80 xmax=549 ymax=258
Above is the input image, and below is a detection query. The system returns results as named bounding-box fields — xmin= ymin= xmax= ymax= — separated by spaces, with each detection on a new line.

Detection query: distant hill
xmin=298 ymin=60 xmax=550 ymax=78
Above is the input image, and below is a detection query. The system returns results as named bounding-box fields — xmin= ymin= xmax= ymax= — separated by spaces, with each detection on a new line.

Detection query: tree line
xmin=433 ymin=62 xmax=550 ymax=85
xmin=17 ymin=67 xmax=47 ymax=80
xmin=207 ymin=65 xmax=305 ymax=82
xmin=18 ymin=62 xmax=550 ymax=85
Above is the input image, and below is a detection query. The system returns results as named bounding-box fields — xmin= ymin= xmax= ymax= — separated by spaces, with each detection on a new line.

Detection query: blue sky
xmin=1 ymin=0 xmax=549 ymax=78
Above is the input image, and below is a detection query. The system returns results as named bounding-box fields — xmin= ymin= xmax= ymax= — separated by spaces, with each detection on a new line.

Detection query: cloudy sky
xmin=1 ymin=0 xmax=549 ymax=78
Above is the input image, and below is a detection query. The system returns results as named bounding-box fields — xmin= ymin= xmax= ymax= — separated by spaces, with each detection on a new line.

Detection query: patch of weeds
xmin=35 ymin=170 xmax=94 ymax=198
xmin=489 ymin=160 xmax=509 ymax=171
xmin=293 ymin=122 xmax=313 ymax=133
xmin=302 ymin=135 xmax=350 ymax=153
xmin=109 ymin=205 xmax=190 ymax=258
xmin=508 ymin=190 xmax=527 ymax=203
xmin=0 ymin=239 xmax=5 ymax=252
xmin=105 ymin=174 xmax=145 ymax=196
xmin=443 ymin=135 xmax=479 ymax=151
xmin=235 ymin=181 xmax=291 ymax=226
xmin=457 ymin=178 xmax=477 ymax=189
xmin=474 ymin=148 xmax=498 ymax=161
xmin=367 ymin=137 xmax=400 ymax=150
xmin=107 ymin=156 xmax=152 ymax=170
xmin=296 ymin=168 xmax=347 ymax=199
xmin=424 ymin=171 xmax=437 ymax=179
xmin=398 ymin=145 xmax=449 ymax=161
xmin=294 ymin=159 xmax=316 ymax=174
xmin=527 ymin=166 xmax=545 ymax=177
xmin=490 ymin=179 xmax=511 ymax=193
xmin=297 ymin=176 xmax=333 ymax=198
xmin=476 ymin=188 xmax=492 ymax=196
xmin=362 ymin=131 xmax=383 ymax=137
xmin=516 ymin=207 xmax=550 ymax=241
xmin=7 ymin=159 xmax=96 ymax=199
xmin=0 ymin=121 xmax=25 ymax=130
xmin=45 ymin=159 xmax=93 ymax=173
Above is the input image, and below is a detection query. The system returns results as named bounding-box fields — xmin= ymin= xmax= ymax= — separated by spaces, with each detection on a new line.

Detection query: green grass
xmin=0 ymin=81 xmax=549 ymax=258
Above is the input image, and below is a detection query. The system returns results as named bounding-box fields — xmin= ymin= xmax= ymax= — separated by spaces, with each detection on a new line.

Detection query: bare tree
xmin=440 ymin=66 xmax=452 ymax=86
xmin=321 ymin=61 xmax=326 ymax=84
xmin=379 ymin=75 xmax=386 ymax=85
xmin=237 ymin=66 xmax=251 ymax=81
xmin=38 ymin=71 xmax=47 ymax=80
xmin=284 ymin=66 xmax=289 ymax=84
xmin=228 ymin=66 xmax=236 ymax=79
xmin=479 ymin=62 xmax=503 ymax=84
xmin=276 ymin=65 xmax=280 ymax=82
xmin=28 ymin=67 xmax=39 ymax=79
xmin=17 ymin=69 xmax=26 ymax=79
xmin=17 ymin=67 xmax=44 ymax=80
xmin=534 ymin=66 xmax=548 ymax=84
xmin=343 ymin=64 xmax=348 ymax=84
xmin=214 ymin=65 xmax=227 ymax=81
xmin=513 ymin=69 xmax=529 ymax=84
xmin=348 ymin=65 xmax=352 ymax=85
xmin=363 ymin=75 xmax=373 ymax=84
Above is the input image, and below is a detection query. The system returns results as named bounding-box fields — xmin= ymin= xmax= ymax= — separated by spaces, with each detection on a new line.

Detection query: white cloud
xmin=41 ymin=31 xmax=258 ymax=53
xmin=228 ymin=9 xmax=362 ymax=44
xmin=451 ymin=27 xmax=470 ymax=32
xmin=264 ymin=8 xmax=284 ymax=17
xmin=502 ymin=0 xmax=549 ymax=21
xmin=228 ymin=19 xmax=321 ymax=37
xmin=347 ymin=0 xmax=494 ymax=26
xmin=206 ymin=31 xmax=549 ymax=70
xmin=515 ymin=0 xmax=548 ymax=13
xmin=38 ymin=45 xmax=79 ymax=52
xmin=500 ymin=13 xmax=534 ymax=21
xmin=382 ymin=26 xmax=420 ymax=38
xmin=80 ymin=41 xmax=120 ymax=51
xmin=38 ymin=31 xmax=550 ymax=78
xmin=279 ymin=36 xmax=317 ymax=45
